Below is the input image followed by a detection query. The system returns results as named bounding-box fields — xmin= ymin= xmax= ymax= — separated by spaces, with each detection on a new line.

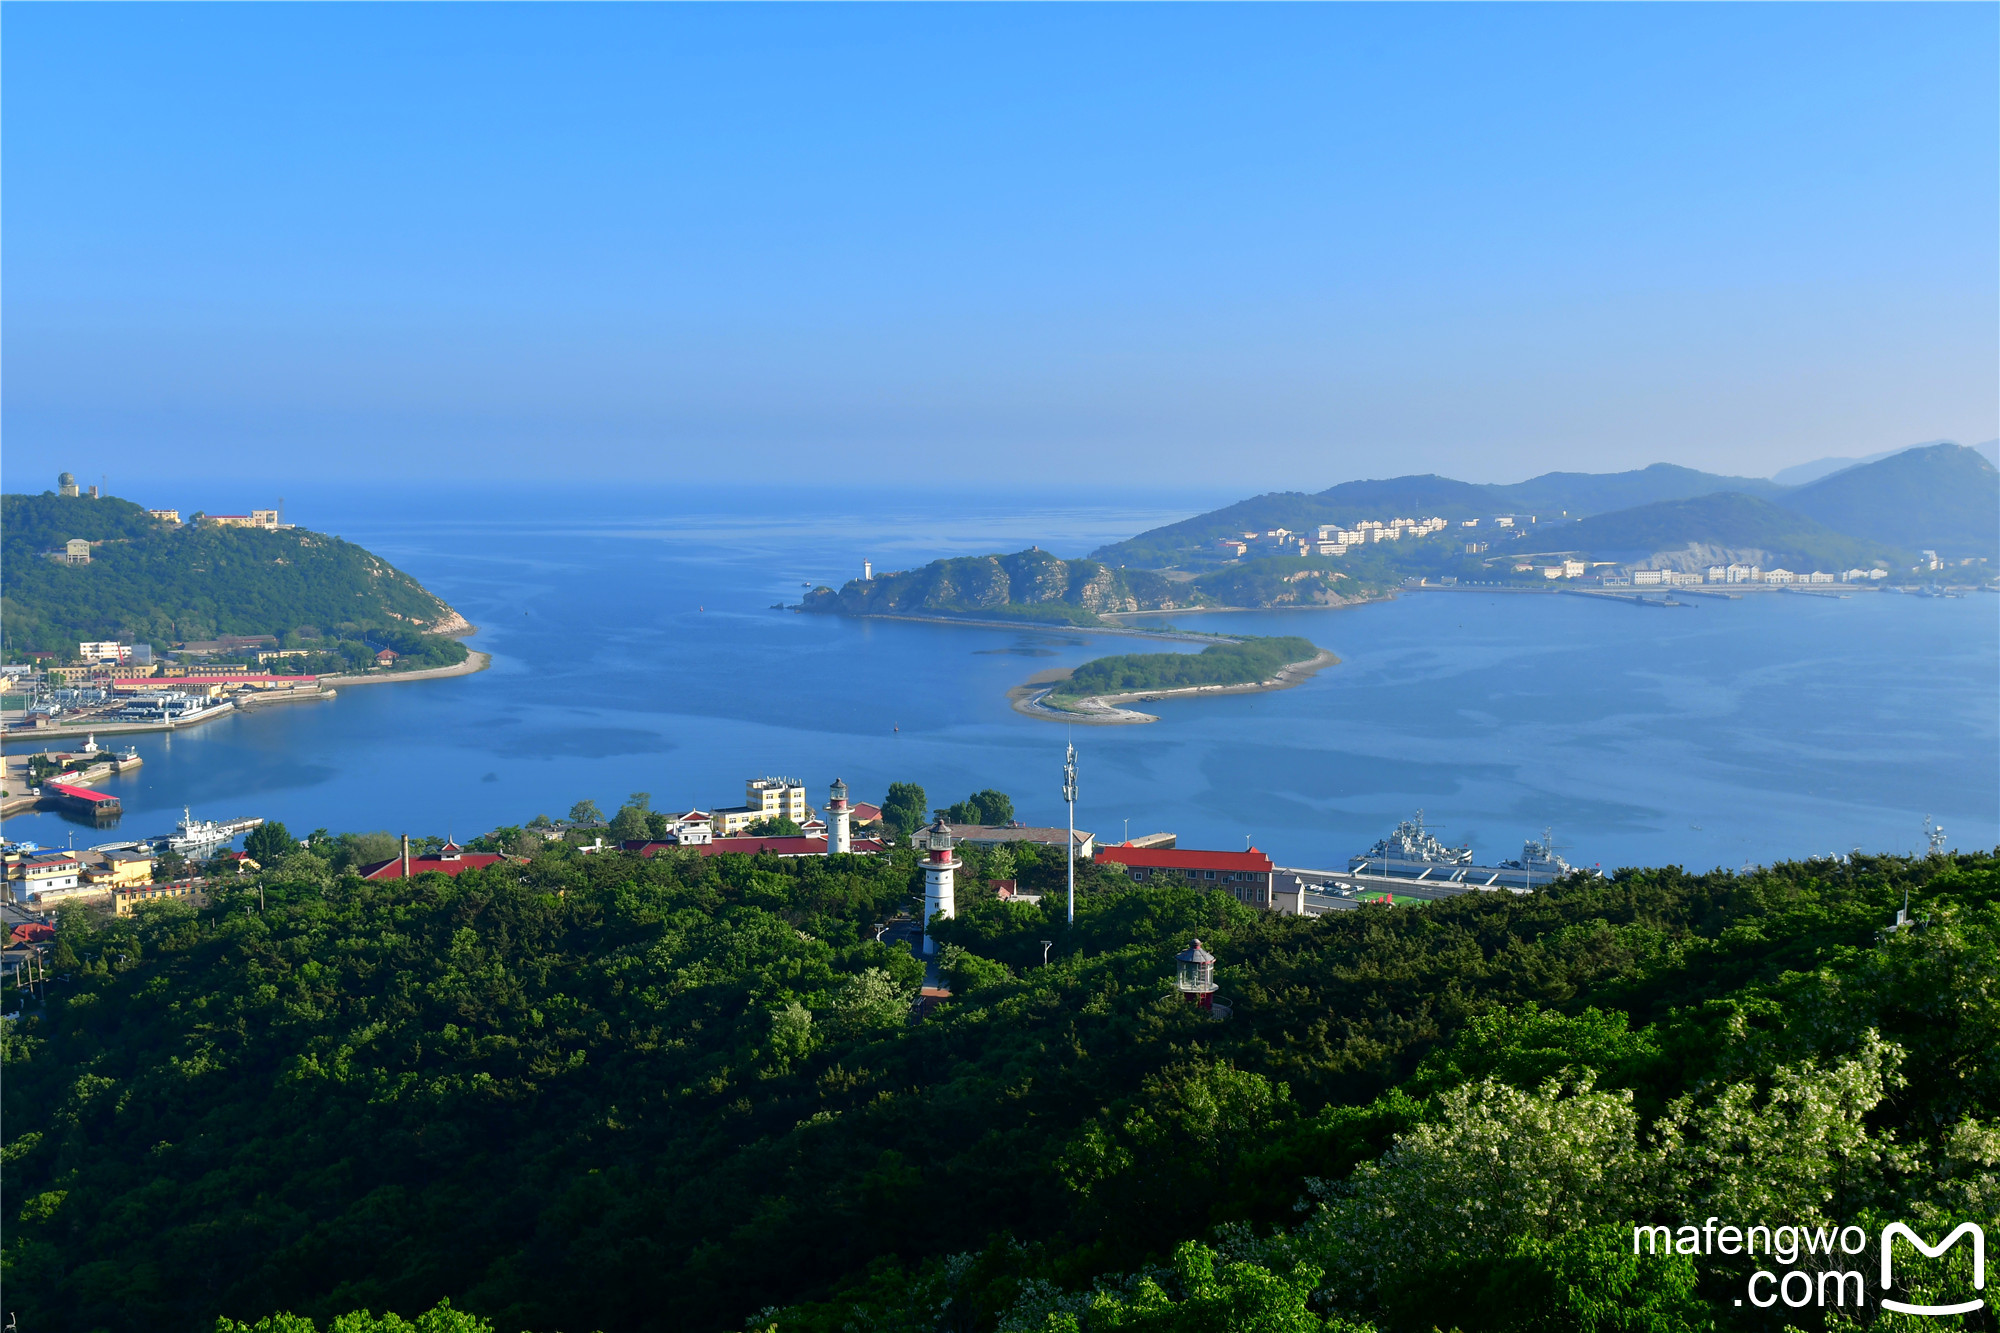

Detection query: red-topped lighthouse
xmin=920 ymin=816 xmax=959 ymax=955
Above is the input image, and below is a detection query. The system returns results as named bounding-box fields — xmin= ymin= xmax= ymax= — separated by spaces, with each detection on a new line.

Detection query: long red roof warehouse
xmin=1095 ymin=845 xmax=1273 ymax=873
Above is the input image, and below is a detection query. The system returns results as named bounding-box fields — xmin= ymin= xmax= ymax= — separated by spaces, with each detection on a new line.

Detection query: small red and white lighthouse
xmin=827 ymin=777 xmax=852 ymax=854
xmin=921 ymin=816 xmax=959 ymax=955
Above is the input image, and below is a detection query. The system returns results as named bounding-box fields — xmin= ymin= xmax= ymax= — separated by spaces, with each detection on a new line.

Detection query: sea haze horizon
xmin=4 ymin=483 xmax=1994 ymax=872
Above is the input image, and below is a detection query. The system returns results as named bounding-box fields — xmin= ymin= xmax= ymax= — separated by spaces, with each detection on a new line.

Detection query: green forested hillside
xmin=1 ymin=491 xmax=469 ymax=658
xmin=799 ymin=549 xmax=1381 ymax=621
xmin=800 ymin=548 xmax=1206 ymax=623
xmin=5 ymin=838 xmax=1994 ymax=1333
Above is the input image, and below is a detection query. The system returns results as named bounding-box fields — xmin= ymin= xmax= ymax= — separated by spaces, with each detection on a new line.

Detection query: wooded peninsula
xmin=1 ymin=491 xmax=471 ymax=670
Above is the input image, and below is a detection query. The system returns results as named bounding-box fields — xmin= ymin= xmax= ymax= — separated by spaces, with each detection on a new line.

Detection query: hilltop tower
xmin=827 ymin=777 xmax=852 ymax=854
xmin=920 ymin=816 xmax=959 ymax=955
xmin=58 ymin=472 xmax=79 ymax=497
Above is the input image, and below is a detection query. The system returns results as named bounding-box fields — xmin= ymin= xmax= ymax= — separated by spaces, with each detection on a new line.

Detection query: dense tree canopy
xmin=882 ymin=782 xmax=928 ymax=836
xmin=943 ymin=789 xmax=1015 ymax=825
xmin=4 ymin=841 xmax=1994 ymax=1333
xmin=1051 ymin=637 xmax=1322 ymax=702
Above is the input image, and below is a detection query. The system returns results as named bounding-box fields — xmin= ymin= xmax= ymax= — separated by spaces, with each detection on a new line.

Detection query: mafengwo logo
xmin=1882 ymin=1223 xmax=1986 ymax=1317
xmin=1632 ymin=1219 xmax=1986 ymax=1314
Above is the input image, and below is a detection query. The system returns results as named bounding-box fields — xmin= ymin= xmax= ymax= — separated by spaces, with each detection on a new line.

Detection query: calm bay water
xmin=7 ymin=485 xmax=1997 ymax=871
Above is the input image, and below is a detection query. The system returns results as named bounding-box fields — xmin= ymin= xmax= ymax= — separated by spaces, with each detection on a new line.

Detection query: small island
xmin=1012 ymin=635 xmax=1338 ymax=725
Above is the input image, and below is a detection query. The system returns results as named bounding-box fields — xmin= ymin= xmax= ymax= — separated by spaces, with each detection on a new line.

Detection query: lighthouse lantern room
xmin=920 ymin=816 xmax=960 ymax=955
xmin=1175 ymin=939 xmax=1218 ymax=1005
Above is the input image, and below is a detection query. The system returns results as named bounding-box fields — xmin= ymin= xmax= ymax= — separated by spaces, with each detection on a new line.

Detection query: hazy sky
xmin=5 ymin=4 xmax=1995 ymax=493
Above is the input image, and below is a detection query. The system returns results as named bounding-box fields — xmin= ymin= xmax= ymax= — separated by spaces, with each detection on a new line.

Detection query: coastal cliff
xmin=799 ymin=548 xmax=1200 ymax=624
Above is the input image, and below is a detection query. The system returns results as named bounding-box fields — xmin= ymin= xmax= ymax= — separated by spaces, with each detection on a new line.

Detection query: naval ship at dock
xmin=1344 ymin=812 xmax=1586 ymax=896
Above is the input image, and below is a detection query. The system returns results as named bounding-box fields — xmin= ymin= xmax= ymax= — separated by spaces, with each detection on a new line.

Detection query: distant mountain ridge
xmin=1093 ymin=446 xmax=1997 ymax=569
xmin=1773 ymin=438 xmax=2000 ymax=487
xmin=1774 ymin=443 xmax=1997 ymax=557
xmin=1092 ymin=463 xmax=1788 ymax=567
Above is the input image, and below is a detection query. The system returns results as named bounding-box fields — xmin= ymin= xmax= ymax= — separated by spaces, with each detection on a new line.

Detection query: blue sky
xmin=4 ymin=4 xmax=1994 ymax=492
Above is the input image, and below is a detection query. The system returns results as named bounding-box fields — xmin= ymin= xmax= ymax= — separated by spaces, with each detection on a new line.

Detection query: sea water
xmin=6 ymin=484 xmax=1995 ymax=872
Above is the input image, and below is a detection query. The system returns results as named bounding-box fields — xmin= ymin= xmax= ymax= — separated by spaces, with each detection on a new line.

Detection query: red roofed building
xmin=850 ymin=802 xmax=884 ymax=824
xmin=43 ymin=781 xmax=122 ymax=816
xmin=358 ymin=840 xmax=519 ymax=880
xmin=1095 ymin=844 xmax=1277 ymax=909
xmin=115 ymin=675 xmax=318 ymax=690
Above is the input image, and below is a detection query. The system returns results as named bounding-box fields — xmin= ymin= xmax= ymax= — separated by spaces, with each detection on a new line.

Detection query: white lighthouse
xmin=920 ymin=816 xmax=959 ymax=955
xmin=827 ymin=777 xmax=852 ymax=854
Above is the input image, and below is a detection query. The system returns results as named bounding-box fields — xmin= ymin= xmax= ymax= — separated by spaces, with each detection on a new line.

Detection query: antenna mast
xmin=1063 ymin=742 xmax=1077 ymax=925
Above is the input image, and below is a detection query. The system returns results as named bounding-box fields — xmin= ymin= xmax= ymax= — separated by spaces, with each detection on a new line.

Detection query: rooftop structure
xmin=713 ymin=777 xmax=810 ymax=834
xmin=943 ymin=823 xmax=1096 ymax=859
xmin=358 ymin=841 xmax=518 ymax=880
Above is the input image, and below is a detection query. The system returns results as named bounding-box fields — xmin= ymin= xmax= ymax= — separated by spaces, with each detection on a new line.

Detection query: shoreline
xmin=2 ymin=648 xmax=489 ymax=749
xmin=320 ymin=649 xmax=491 ymax=686
xmin=814 ymin=611 xmax=1232 ymax=644
xmin=1098 ymin=590 xmax=1392 ymax=619
xmin=1010 ymin=648 xmax=1341 ymax=725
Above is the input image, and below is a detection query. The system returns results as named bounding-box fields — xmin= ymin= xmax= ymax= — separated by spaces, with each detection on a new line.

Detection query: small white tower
xmin=920 ymin=816 xmax=959 ymax=955
xmin=828 ymin=777 xmax=852 ymax=854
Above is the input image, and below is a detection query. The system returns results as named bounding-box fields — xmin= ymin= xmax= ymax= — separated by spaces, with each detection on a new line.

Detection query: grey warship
xmin=1348 ymin=812 xmax=1584 ymax=894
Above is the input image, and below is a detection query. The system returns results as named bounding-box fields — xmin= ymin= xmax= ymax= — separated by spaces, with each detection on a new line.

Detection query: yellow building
xmin=115 ymin=880 xmax=207 ymax=916
xmin=84 ymin=850 xmax=155 ymax=890
xmin=148 ymin=509 xmax=182 ymax=523
xmin=712 ymin=777 xmax=810 ymax=834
